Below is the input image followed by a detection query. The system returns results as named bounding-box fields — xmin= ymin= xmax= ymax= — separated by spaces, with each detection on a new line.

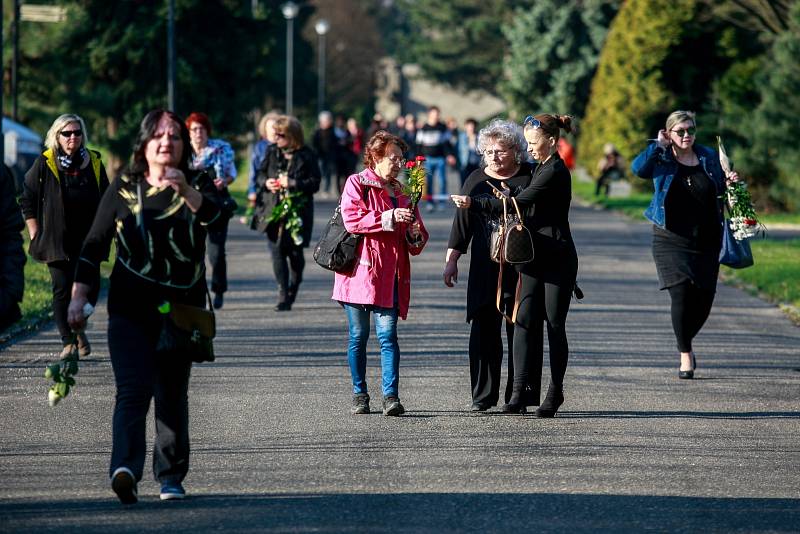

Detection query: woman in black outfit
xmin=253 ymin=115 xmax=321 ymax=311
xmin=444 ymin=119 xmax=532 ymax=412
xmin=67 ymin=110 xmax=222 ymax=504
xmin=631 ymin=110 xmax=736 ymax=378
xmin=454 ymin=114 xmax=578 ymax=417
xmin=20 ymin=114 xmax=109 ymax=358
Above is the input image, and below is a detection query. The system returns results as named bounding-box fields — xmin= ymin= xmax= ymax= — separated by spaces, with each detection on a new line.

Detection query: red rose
xmin=744 ymin=218 xmax=756 ymax=225
xmin=405 ymin=161 xmax=415 ymax=169
xmin=415 ymin=155 xmax=426 ymax=162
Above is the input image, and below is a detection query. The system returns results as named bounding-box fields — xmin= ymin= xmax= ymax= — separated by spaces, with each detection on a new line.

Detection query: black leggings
xmin=469 ymin=301 xmax=515 ymax=407
xmin=667 ymin=281 xmax=715 ymax=353
xmin=513 ymin=272 xmax=573 ymax=404
xmin=48 ymin=258 xmax=99 ymax=345
xmin=269 ymin=237 xmax=305 ymax=301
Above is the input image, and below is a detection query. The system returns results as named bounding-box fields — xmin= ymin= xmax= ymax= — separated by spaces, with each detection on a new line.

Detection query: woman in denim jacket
xmin=631 ymin=110 xmax=738 ymax=379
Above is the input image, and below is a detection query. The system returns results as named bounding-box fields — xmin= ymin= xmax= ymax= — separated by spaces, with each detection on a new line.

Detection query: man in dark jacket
xmin=0 ymin=164 xmax=26 ymax=332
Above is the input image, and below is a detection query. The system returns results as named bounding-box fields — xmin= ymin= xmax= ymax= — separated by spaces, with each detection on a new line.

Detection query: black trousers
xmin=667 ymin=281 xmax=715 ymax=353
xmin=269 ymin=235 xmax=305 ymax=302
xmin=513 ymin=272 xmax=573 ymax=405
xmin=107 ymin=313 xmax=192 ymax=484
xmin=206 ymin=218 xmax=229 ymax=295
xmin=469 ymin=301 xmax=515 ymax=407
xmin=48 ymin=258 xmax=99 ymax=344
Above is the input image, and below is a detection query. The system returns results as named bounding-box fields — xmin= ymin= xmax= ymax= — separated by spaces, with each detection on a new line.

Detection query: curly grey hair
xmin=44 ymin=114 xmax=89 ymax=152
xmin=477 ymin=119 xmax=526 ymax=164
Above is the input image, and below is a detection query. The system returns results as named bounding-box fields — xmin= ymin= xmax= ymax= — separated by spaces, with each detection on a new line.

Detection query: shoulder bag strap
xmin=495 ymin=196 xmax=523 ymax=325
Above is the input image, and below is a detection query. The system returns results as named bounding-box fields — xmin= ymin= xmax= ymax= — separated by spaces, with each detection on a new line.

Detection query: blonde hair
xmin=258 ymin=110 xmax=280 ymax=140
xmin=44 ymin=114 xmax=88 ymax=151
xmin=665 ymin=110 xmax=696 ymax=132
xmin=274 ymin=115 xmax=304 ymax=151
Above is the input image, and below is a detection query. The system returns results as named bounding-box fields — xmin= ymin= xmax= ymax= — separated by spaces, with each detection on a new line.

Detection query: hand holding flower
xmin=451 ymin=195 xmax=471 ymax=209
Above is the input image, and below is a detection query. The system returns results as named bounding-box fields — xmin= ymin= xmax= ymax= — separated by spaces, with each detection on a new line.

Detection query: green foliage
xmin=395 ymin=0 xmax=520 ymax=93
xmin=722 ymin=239 xmax=800 ymax=311
xmin=501 ymin=0 xmax=619 ymax=120
xmin=577 ymin=0 xmax=695 ymax=170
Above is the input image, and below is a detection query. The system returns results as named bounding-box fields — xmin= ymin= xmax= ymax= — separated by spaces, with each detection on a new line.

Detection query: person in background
xmin=20 ymin=113 xmax=109 ymax=358
xmin=595 ymin=143 xmax=626 ymax=197
xmin=247 ymin=111 xmax=280 ymax=221
xmin=186 ymin=112 xmax=237 ymax=310
xmin=67 ymin=109 xmax=222 ymax=504
xmin=445 ymin=119 xmax=532 ymax=411
xmin=389 ymin=115 xmax=406 ymax=137
xmin=0 ymin=164 xmax=25 ymax=332
xmin=416 ymin=106 xmax=456 ymax=211
xmin=333 ymin=130 xmax=428 ymax=416
xmin=253 ymin=115 xmax=321 ymax=311
xmin=312 ymin=110 xmax=339 ymax=198
xmin=341 ymin=117 xmax=364 ymax=192
xmin=557 ymin=137 xmax=576 ymax=170
xmin=453 ymin=113 xmax=579 ymax=418
xmin=457 ymin=118 xmax=481 ymax=186
xmin=401 ymin=114 xmax=417 ymax=160
xmin=631 ymin=110 xmax=736 ymax=379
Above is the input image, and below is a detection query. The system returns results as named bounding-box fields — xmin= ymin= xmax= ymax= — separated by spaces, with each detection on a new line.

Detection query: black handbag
xmin=314 ymin=204 xmax=362 ymax=273
xmin=502 ymin=197 xmax=534 ymax=264
xmin=155 ymin=292 xmax=216 ymax=363
xmin=217 ymin=187 xmax=238 ymax=219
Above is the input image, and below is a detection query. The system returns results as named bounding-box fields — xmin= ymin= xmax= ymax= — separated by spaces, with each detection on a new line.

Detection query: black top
xmin=253 ymin=145 xmax=321 ymax=247
xmin=0 ymin=164 xmax=25 ymax=329
xmin=74 ymin=171 xmax=222 ymax=318
xmin=472 ymin=153 xmax=577 ymax=281
xmin=416 ymin=123 xmax=453 ymax=159
xmin=663 ymin=162 xmax=720 ymax=250
xmin=449 ymin=163 xmax=533 ymax=322
xmin=61 ymin=164 xmax=102 ymax=255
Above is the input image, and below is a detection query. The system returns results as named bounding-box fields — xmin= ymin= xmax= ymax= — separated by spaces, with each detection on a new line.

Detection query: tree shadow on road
xmin=2 ymin=492 xmax=798 ymax=533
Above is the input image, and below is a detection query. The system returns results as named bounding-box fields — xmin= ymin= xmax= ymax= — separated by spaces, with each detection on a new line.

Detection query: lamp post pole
xmin=314 ymin=19 xmax=329 ymax=114
xmin=282 ymin=2 xmax=299 ymax=115
xmin=167 ymin=0 xmax=176 ymax=110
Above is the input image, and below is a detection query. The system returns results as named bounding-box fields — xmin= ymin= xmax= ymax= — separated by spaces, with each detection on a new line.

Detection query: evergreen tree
xmin=501 ymin=0 xmax=619 ymax=121
xmin=577 ymin=0 xmax=695 ymax=170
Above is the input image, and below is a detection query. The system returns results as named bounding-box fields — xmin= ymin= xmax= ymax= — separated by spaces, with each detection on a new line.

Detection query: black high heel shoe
xmin=535 ymin=384 xmax=564 ymax=418
xmin=678 ymin=353 xmax=696 ymax=379
xmin=501 ymin=385 xmax=530 ymax=414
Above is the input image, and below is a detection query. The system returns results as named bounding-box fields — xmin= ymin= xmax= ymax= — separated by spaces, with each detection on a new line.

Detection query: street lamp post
xmin=282 ymin=2 xmax=299 ymax=116
xmin=314 ymin=19 xmax=329 ymax=114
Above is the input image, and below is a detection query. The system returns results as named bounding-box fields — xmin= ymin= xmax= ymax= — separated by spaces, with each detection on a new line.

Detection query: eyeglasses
xmin=483 ymin=149 xmax=510 ymax=158
xmin=671 ymin=127 xmax=696 ymax=137
xmin=386 ymin=155 xmax=406 ymax=167
xmin=523 ymin=115 xmax=541 ymax=129
xmin=60 ymin=129 xmax=83 ymax=138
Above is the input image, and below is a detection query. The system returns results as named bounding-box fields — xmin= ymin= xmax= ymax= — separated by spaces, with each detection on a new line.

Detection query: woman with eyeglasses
xmin=252 ymin=115 xmax=321 ymax=311
xmin=445 ymin=119 xmax=532 ymax=412
xmin=333 ymin=130 xmax=428 ymax=416
xmin=20 ymin=114 xmax=109 ymax=359
xmin=632 ymin=110 xmax=738 ymax=379
xmin=452 ymin=114 xmax=578 ymax=418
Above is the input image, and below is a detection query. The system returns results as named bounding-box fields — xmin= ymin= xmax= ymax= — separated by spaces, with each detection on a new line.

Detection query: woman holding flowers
xmin=67 ymin=110 xmax=222 ymax=504
xmin=333 ymin=130 xmax=428 ymax=416
xmin=631 ymin=110 xmax=739 ymax=379
xmin=445 ymin=119 xmax=532 ymax=412
xmin=453 ymin=114 xmax=578 ymax=418
xmin=253 ymin=115 xmax=321 ymax=311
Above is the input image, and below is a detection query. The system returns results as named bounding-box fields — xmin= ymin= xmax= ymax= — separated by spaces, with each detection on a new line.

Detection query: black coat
xmin=0 ymin=164 xmax=25 ymax=330
xmin=252 ymin=145 xmax=321 ymax=247
xmin=449 ymin=164 xmax=533 ymax=322
xmin=19 ymin=148 xmax=109 ymax=263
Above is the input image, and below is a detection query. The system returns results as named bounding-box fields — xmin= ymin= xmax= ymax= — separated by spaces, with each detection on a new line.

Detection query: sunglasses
xmin=60 ymin=129 xmax=83 ymax=138
xmin=523 ymin=115 xmax=541 ymax=129
xmin=671 ymin=127 xmax=696 ymax=137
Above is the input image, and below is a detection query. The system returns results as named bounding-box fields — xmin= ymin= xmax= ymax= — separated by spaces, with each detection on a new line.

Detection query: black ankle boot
xmin=287 ymin=282 xmax=299 ymax=305
xmin=535 ymin=383 xmax=564 ymax=418
xmin=501 ymin=385 xmax=529 ymax=414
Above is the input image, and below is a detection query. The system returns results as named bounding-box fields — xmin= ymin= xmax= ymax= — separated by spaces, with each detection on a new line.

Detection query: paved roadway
xmin=1 ymin=200 xmax=798 ymax=533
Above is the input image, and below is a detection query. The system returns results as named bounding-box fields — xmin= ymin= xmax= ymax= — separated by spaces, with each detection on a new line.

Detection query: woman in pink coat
xmin=332 ymin=130 xmax=428 ymax=416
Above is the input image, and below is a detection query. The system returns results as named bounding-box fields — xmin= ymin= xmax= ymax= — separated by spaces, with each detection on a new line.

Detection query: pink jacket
xmin=331 ymin=169 xmax=428 ymax=319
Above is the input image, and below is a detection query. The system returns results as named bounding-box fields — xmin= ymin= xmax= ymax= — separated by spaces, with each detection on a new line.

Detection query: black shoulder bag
xmin=313 ymin=175 xmax=368 ymax=274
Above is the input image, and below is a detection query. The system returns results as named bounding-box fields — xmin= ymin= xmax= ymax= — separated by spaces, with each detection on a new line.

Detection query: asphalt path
xmin=1 ymin=199 xmax=798 ymax=533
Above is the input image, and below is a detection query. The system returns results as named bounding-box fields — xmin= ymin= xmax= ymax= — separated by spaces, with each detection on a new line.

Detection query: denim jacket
xmin=631 ymin=142 xmax=726 ymax=228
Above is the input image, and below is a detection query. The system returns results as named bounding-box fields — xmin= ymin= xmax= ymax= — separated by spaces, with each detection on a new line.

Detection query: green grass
xmin=19 ymin=241 xmax=53 ymax=327
xmin=761 ymin=213 xmax=800 ymax=226
xmin=572 ymin=176 xmax=652 ymax=220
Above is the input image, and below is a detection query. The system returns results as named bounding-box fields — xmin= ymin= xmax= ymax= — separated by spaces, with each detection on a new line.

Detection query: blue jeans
xmin=424 ymin=156 xmax=447 ymax=203
xmin=343 ymin=303 xmax=400 ymax=397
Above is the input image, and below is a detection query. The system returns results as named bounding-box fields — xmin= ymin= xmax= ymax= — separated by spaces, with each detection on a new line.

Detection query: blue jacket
xmin=631 ymin=142 xmax=726 ymax=228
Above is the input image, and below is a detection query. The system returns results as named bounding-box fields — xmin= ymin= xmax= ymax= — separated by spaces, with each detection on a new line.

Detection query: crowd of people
xmin=0 ymin=104 xmax=738 ymax=506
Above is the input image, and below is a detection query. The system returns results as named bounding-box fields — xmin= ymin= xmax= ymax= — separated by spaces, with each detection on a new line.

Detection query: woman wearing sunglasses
xmin=632 ymin=110 xmax=738 ymax=379
xmin=20 ymin=114 xmax=109 ymax=358
xmin=453 ymin=114 xmax=578 ymax=418
xmin=252 ymin=115 xmax=321 ymax=311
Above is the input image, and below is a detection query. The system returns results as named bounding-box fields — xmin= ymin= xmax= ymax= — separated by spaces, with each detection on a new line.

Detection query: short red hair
xmin=185 ymin=111 xmax=212 ymax=136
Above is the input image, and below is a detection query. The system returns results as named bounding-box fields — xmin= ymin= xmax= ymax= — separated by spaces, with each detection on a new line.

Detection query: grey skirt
xmin=652 ymin=226 xmax=719 ymax=291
